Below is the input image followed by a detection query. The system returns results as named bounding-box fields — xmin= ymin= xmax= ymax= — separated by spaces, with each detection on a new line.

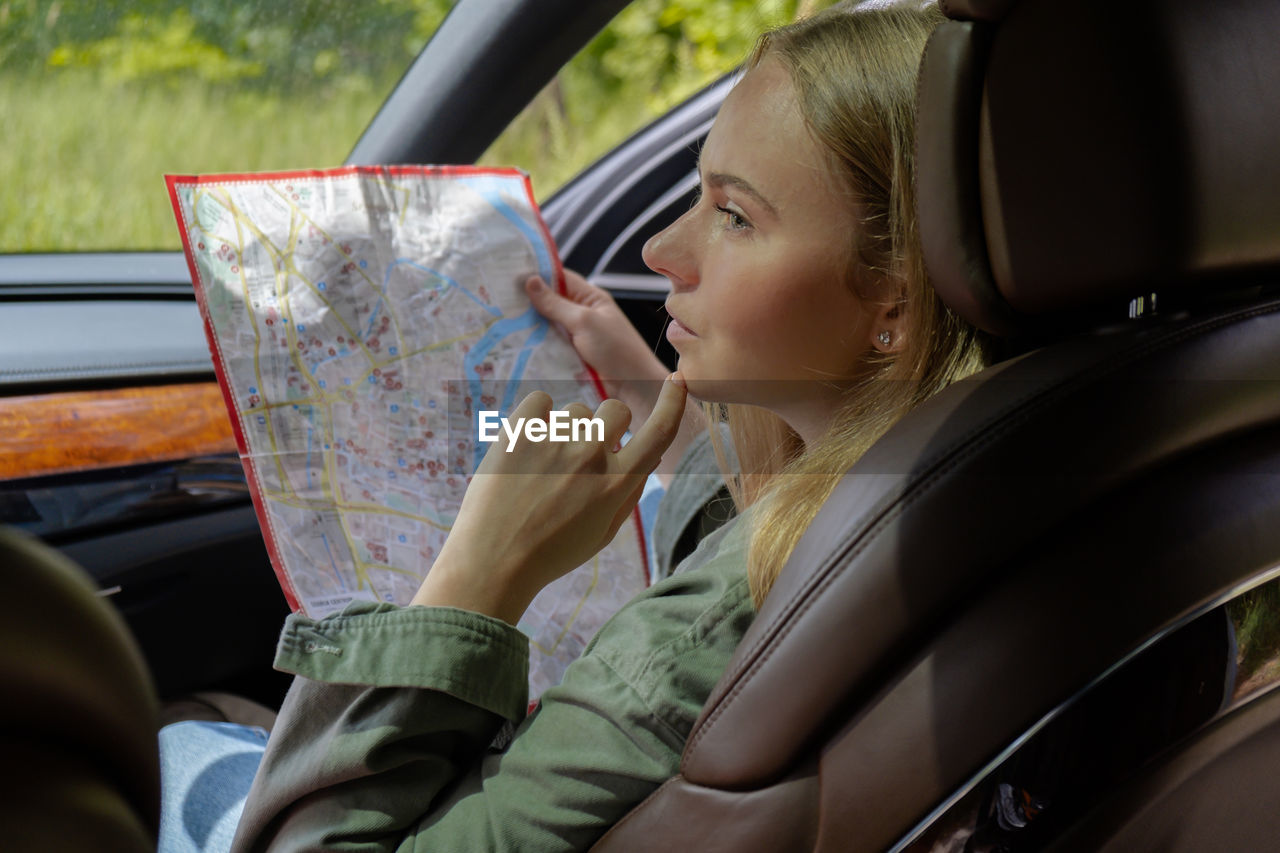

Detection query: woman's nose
xmin=641 ymin=208 xmax=698 ymax=291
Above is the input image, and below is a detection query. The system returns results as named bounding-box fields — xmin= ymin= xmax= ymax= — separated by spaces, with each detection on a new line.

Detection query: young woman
xmin=217 ymin=3 xmax=990 ymax=850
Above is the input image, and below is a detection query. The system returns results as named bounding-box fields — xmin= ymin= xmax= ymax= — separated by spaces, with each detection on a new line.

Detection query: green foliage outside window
xmin=1 ymin=1 xmax=452 ymax=90
xmin=482 ymin=0 xmax=835 ymax=198
xmin=0 ymin=0 xmax=833 ymax=251
xmin=1229 ymin=580 xmax=1280 ymax=696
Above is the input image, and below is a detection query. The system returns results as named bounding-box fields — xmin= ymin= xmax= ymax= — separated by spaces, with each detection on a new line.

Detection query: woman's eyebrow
xmin=702 ymin=169 xmax=780 ymax=218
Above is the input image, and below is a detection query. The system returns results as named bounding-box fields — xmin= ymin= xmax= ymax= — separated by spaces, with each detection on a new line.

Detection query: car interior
xmin=2 ymin=0 xmax=1279 ymax=850
xmin=591 ymin=0 xmax=1280 ymax=849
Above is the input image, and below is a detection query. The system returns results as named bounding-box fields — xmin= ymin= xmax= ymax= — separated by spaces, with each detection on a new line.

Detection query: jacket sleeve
xmin=232 ymin=438 xmax=754 ymax=853
xmin=230 ymin=602 xmax=531 ymax=851
xmin=229 ymin=569 xmax=749 ymax=853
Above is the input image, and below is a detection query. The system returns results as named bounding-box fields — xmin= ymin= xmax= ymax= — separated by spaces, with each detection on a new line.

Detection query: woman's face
xmin=642 ymin=57 xmax=884 ymax=443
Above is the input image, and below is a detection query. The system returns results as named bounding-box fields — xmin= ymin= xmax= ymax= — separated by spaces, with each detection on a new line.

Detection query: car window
xmin=481 ymin=0 xmax=840 ymax=201
xmin=2 ymin=1 xmax=457 ymax=253
xmin=1 ymin=1 xmax=837 ymax=255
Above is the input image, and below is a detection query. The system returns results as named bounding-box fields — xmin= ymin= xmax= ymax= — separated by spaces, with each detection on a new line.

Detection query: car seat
xmin=0 ymin=526 xmax=160 ymax=851
xmin=592 ymin=0 xmax=1280 ymax=849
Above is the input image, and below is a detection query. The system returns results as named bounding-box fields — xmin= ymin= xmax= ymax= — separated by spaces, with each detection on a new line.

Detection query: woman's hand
xmin=525 ymin=270 xmax=670 ymax=422
xmin=527 ymin=269 xmax=701 ymax=485
xmin=410 ymin=375 xmax=688 ymax=624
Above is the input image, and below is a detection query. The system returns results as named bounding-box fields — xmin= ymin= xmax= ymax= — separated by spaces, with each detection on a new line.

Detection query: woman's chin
xmin=672 ymin=356 xmax=767 ymax=405
xmin=678 ymin=373 xmax=761 ymax=406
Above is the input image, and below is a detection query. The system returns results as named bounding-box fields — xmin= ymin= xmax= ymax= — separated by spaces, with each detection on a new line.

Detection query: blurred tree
xmin=0 ymin=0 xmax=841 ymax=248
xmin=1 ymin=0 xmax=455 ymax=92
xmin=1 ymin=0 xmax=829 ymax=97
xmin=481 ymin=0 xmax=836 ymax=196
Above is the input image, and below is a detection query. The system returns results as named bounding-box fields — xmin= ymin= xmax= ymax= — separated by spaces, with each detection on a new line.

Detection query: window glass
xmin=1 ymin=0 xmax=454 ymax=252
xmin=1 ymin=0 xmax=837 ymax=253
xmin=901 ymin=578 xmax=1280 ymax=851
xmin=1228 ymin=577 xmax=1280 ymax=698
xmin=479 ymin=0 xmax=840 ymax=201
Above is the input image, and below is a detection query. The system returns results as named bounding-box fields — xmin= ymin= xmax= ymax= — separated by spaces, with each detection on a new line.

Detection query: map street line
xmin=169 ymin=166 xmax=649 ymax=697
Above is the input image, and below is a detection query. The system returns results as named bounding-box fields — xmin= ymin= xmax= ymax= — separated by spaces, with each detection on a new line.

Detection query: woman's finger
xmin=604 ymin=476 xmax=648 ymax=545
xmin=513 ymin=389 xmax=553 ymax=417
xmin=561 ymin=268 xmax=610 ymax=303
xmin=564 ymin=401 xmax=594 ymax=422
xmin=617 ymin=373 xmax=686 ymax=473
xmin=482 ymin=391 xmax=553 ymax=460
xmin=596 ymin=398 xmax=632 ymax=448
xmin=525 ymin=276 xmax=582 ymax=326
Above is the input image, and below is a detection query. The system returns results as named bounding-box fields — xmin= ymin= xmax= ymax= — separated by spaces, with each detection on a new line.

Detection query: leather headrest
xmin=918 ymin=0 xmax=1280 ymax=335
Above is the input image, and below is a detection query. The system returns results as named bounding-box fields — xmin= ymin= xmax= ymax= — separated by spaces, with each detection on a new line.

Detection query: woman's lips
xmin=665 ymin=308 xmax=698 ymax=342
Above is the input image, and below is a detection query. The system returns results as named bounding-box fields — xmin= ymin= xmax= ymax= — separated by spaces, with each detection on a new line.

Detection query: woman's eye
xmin=714 ymin=204 xmax=750 ymax=231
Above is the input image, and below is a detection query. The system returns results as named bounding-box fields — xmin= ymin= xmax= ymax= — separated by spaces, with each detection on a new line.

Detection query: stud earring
xmin=877 ymin=330 xmax=892 ymax=347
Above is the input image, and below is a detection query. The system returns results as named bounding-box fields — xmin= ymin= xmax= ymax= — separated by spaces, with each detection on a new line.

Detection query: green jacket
xmin=231 ymin=440 xmax=752 ymax=852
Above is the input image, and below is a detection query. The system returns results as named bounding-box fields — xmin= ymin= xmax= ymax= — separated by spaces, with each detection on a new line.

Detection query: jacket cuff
xmin=275 ymin=602 xmax=529 ymax=721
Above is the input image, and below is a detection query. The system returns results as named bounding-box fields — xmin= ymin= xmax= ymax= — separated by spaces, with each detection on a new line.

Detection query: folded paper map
xmin=167 ymin=166 xmax=648 ymax=696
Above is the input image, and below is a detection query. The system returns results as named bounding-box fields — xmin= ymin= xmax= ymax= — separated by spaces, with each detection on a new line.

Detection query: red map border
xmin=166 ymin=165 xmax=648 ymax=616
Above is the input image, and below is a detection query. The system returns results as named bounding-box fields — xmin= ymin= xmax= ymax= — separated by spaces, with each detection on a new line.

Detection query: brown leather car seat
xmin=0 ymin=526 xmax=160 ymax=851
xmin=594 ymin=0 xmax=1280 ymax=849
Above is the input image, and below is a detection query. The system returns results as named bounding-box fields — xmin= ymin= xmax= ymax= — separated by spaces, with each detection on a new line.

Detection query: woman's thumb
xmin=525 ymin=276 xmax=572 ymax=324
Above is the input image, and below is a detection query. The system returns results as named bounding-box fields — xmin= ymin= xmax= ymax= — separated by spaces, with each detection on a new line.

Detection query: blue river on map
xmin=457 ymin=175 xmax=557 ymax=472
xmin=298 ymin=171 xmax=560 ymax=580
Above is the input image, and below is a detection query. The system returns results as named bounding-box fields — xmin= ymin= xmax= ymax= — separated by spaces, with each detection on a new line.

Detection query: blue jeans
xmin=158 ymin=721 xmax=269 ymax=853
xmin=155 ymin=474 xmax=667 ymax=851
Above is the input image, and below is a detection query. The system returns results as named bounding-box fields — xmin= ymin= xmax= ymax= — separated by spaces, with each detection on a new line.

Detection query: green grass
xmin=1 ymin=68 xmax=713 ymax=252
xmin=3 ymin=1 xmax=839 ymax=252
xmin=1 ymin=72 xmax=377 ymax=251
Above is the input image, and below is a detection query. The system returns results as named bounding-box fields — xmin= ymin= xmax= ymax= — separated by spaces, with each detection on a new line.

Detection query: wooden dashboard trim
xmin=0 ymin=382 xmax=236 ymax=481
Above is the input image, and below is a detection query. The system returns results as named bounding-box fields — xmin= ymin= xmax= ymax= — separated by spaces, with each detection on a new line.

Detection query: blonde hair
xmin=711 ymin=2 xmax=992 ymax=606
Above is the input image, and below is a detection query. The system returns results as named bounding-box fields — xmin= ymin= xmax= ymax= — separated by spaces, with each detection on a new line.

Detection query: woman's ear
xmin=868 ymin=291 xmax=908 ymax=355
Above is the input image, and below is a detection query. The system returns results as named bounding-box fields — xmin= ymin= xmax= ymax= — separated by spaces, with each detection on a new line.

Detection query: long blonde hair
xmin=711 ymin=2 xmax=992 ymax=606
